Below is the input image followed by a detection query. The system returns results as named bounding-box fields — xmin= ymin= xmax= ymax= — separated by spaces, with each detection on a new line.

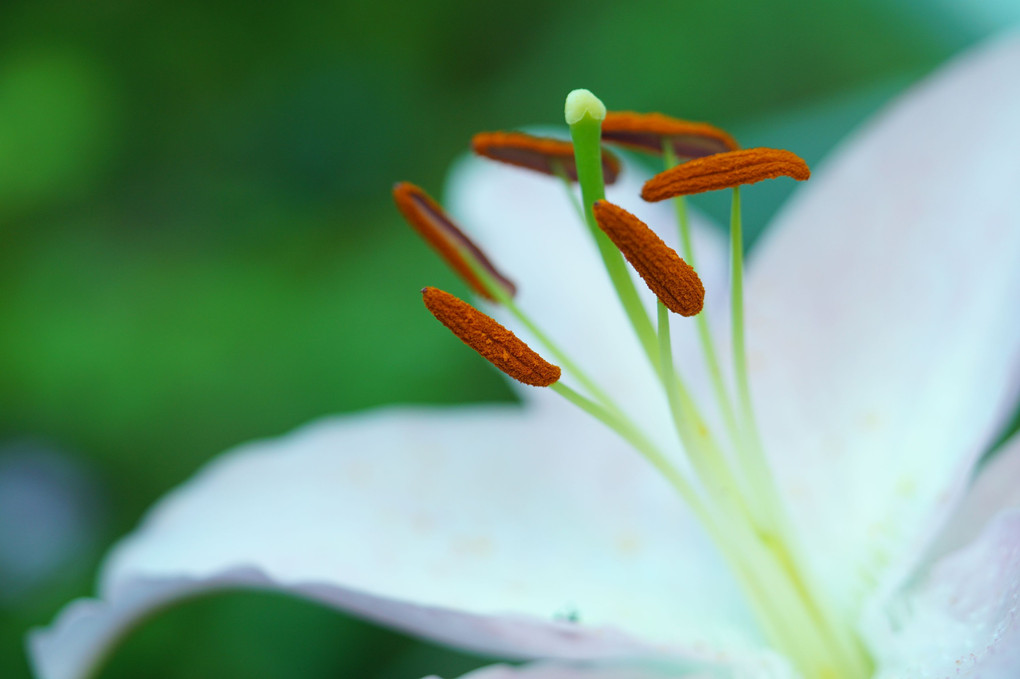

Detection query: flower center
xmin=397 ymin=89 xmax=876 ymax=679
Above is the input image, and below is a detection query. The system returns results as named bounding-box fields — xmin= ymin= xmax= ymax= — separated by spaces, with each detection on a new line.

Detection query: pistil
xmin=566 ymin=89 xmax=659 ymax=366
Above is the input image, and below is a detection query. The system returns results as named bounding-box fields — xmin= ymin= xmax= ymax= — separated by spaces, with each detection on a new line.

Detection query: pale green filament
xmin=452 ymin=237 xmax=620 ymax=416
xmin=550 ymin=161 xmax=587 ymax=224
xmin=728 ymin=188 xmax=788 ymax=533
xmin=549 ymin=383 xmax=790 ymax=642
xmin=568 ymin=108 xmax=658 ymax=367
xmin=729 ymin=188 xmax=754 ymax=461
xmin=503 ymin=296 xmax=618 ymax=414
xmin=662 ymin=143 xmax=741 ymax=454
xmin=655 ymin=302 xmax=749 ymax=520
xmin=549 ymin=381 xmax=715 ymax=531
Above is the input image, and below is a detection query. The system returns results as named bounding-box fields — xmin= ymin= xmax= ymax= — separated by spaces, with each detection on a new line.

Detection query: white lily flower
xmin=28 ymin=32 xmax=1020 ymax=679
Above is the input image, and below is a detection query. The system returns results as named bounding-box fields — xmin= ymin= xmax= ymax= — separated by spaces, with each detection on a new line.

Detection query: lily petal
xmin=445 ymin=154 xmax=727 ymax=451
xmin=745 ymin=32 xmax=1020 ymax=618
xmin=30 ymin=405 xmax=762 ymax=679
xmin=865 ymin=509 xmax=1020 ymax=678
xmin=433 ymin=653 xmax=798 ymax=679
xmin=435 ymin=660 xmax=722 ymax=679
xmin=862 ymin=431 xmax=1020 ymax=677
xmin=927 ymin=430 xmax=1020 ymax=562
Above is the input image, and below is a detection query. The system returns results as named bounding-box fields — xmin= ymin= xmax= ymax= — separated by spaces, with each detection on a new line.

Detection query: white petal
xmin=445 ymin=154 xmax=728 ymax=452
xmin=443 ymin=660 xmax=718 ymax=679
xmin=864 ymin=509 xmax=1020 ymax=678
xmin=745 ymin=32 xmax=1020 ymax=618
xmin=928 ymin=431 xmax=1020 ymax=561
xmin=30 ymin=405 xmax=761 ymax=679
xmin=439 ymin=654 xmax=798 ymax=679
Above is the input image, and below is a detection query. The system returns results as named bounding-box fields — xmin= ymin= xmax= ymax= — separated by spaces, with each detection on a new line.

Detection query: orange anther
xmin=642 ymin=148 xmax=810 ymax=201
xmin=422 ymin=287 xmax=561 ymax=387
xmin=602 ymin=111 xmax=738 ymax=160
xmin=393 ymin=182 xmax=515 ymax=301
xmin=592 ymin=201 xmax=704 ymax=317
xmin=472 ymin=131 xmax=621 ymax=184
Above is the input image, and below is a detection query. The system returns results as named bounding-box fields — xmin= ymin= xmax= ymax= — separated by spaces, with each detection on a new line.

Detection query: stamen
xmin=602 ymin=111 xmax=738 ymax=160
xmin=422 ymin=287 xmax=561 ymax=387
xmin=641 ymin=148 xmax=810 ymax=201
xmin=472 ymin=131 xmax=621 ymax=185
xmin=393 ymin=182 xmax=516 ymax=301
xmin=592 ymin=200 xmax=704 ymax=317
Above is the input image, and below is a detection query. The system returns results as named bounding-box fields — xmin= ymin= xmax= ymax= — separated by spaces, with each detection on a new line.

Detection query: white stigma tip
xmin=564 ymin=89 xmax=606 ymax=125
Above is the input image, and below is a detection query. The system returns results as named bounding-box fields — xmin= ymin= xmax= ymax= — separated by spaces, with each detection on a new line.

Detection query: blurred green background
xmin=2 ymin=0 xmax=1018 ymax=677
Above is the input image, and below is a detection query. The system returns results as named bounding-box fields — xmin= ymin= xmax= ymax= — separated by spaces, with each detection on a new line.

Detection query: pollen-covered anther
xmin=422 ymin=287 xmax=561 ymax=387
xmin=393 ymin=182 xmax=516 ymax=301
xmin=592 ymin=201 xmax=704 ymax=317
xmin=641 ymin=148 xmax=811 ymax=201
xmin=602 ymin=111 xmax=739 ymax=161
xmin=472 ymin=131 xmax=621 ymax=185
